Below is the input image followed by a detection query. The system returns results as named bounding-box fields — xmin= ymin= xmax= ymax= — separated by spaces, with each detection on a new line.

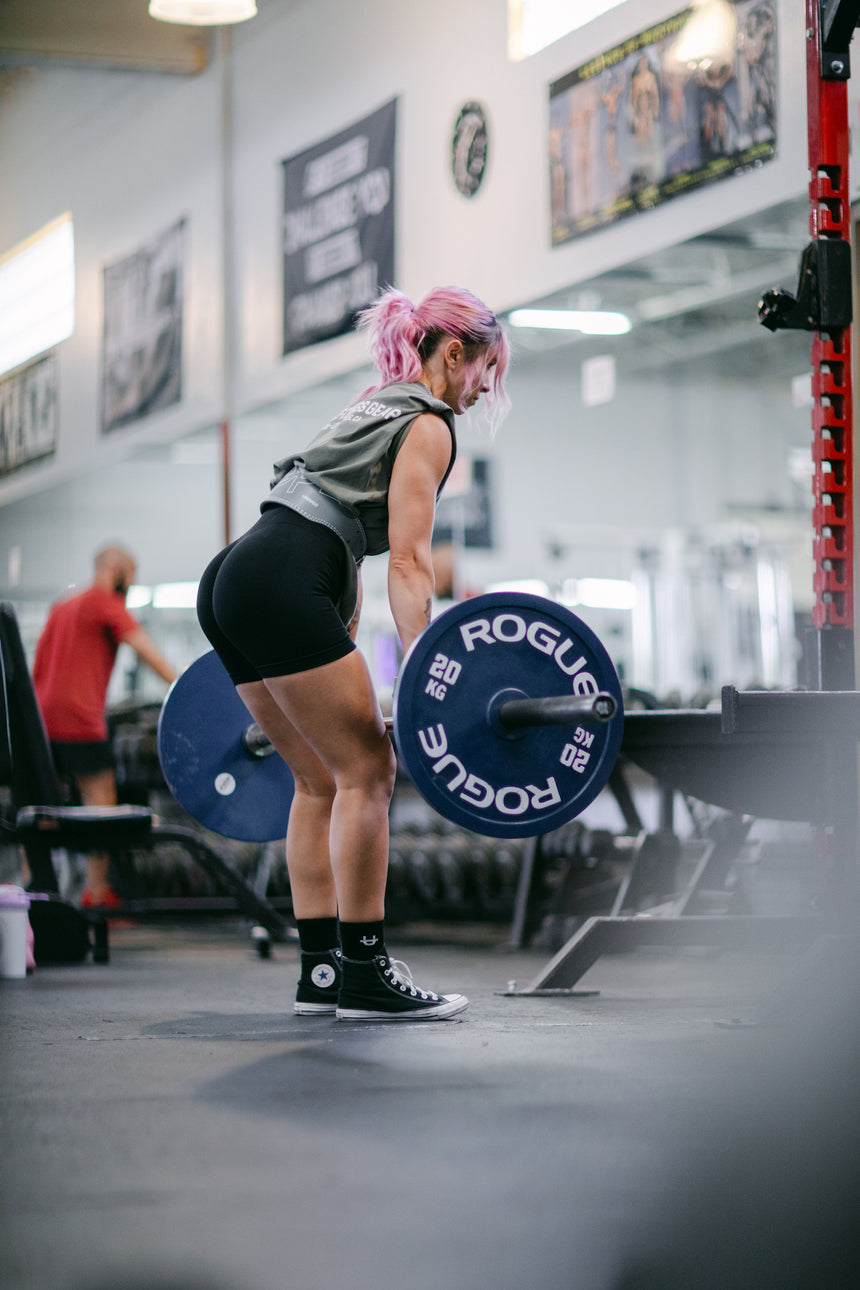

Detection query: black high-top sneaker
xmin=336 ymin=954 xmax=469 ymax=1021
xmin=295 ymin=948 xmax=342 ymax=1015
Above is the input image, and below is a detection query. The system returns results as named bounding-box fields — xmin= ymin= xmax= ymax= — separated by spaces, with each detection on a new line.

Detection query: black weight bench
xmin=0 ymin=601 xmax=291 ymax=949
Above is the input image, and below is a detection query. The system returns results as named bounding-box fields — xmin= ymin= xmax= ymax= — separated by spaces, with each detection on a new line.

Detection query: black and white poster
xmin=282 ymin=99 xmax=397 ymax=355
xmin=550 ymin=0 xmax=777 ymax=244
xmin=101 ymin=218 xmax=185 ymax=433
xmin=0 ymin=353 xmax=58 ymax=478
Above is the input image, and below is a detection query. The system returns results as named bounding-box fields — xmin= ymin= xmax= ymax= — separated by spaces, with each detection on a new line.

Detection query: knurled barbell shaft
xmin=497 ymin=692 xmax=617 ymax=730
xmin=239 ymin=694 xmax=614 ymax=759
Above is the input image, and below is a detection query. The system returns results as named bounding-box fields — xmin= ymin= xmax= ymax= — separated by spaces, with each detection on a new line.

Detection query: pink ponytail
xmin=356 ymin=285 xmax=510 ymax=432
xmin=357 ymin=289 xmax=425 ymax=387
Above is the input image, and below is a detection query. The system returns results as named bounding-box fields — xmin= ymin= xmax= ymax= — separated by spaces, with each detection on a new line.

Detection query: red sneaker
xmin=80 ymin=887 xmax=123 ymax=910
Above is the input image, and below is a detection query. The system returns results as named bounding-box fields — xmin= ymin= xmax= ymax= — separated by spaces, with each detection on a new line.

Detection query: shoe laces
xmin=383 ymin=958 xmax=438 ymax=1001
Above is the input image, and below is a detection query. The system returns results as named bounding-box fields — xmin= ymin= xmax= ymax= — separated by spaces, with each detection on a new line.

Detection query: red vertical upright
xmin=806 ymin=0 xmax=855 ymax=686
xmin=756 ymin=3 xmax=860 ymax=900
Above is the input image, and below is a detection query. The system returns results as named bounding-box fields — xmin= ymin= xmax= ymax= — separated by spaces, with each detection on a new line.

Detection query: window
xmin=0 ymin=213 xmax=75 ymax=378
xmin=508 ymin=0 xmax=627 ymax=60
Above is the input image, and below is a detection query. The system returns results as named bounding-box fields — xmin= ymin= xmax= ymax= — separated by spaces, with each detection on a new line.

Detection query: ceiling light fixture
xmin=508 ymin=308 xmax=632 ymax=335
xmin=149 ymin=0 xmax=257 ymax=25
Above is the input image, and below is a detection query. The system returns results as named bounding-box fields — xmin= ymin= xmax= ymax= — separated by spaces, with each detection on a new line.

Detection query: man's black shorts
xmin=50 ymin=740 xmax=115 ymax=778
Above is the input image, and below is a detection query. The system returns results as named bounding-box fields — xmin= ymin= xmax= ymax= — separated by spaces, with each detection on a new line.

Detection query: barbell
xmin=156 ymin=591 xmax=624 ymax=842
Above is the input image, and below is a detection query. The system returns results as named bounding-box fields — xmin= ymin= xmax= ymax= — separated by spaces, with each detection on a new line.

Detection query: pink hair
xmin=356 ymin=286 xmax=510 ymax=430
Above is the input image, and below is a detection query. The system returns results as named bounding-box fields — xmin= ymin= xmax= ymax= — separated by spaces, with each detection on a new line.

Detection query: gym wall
xmin=0 ymin=0 xmax=842 ymax=696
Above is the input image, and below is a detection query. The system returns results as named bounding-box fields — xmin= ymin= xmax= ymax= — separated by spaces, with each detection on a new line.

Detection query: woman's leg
xmin=266 ymin=652 xmax=395 ymax=923
xmin=239 ymin=651 xmax=467 ymax=1021
xmin=237 ymin=648 xmax=395 ymax=922
xmin=235 ymin=680 xmax=337 ymax=919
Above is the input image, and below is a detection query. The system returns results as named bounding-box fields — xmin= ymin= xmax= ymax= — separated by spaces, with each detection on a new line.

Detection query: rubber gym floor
xmin=2 ymin=889 xmax=859 ymax=1290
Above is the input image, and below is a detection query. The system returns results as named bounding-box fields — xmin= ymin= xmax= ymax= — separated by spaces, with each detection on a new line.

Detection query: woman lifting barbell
xmin=196 ymin=285 xmax=510 ymax=1020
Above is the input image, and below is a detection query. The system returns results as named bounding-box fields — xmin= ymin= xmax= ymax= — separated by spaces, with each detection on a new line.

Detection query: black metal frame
xmin=508 ymin=916 xmax=824 ymax=996
xmin=511 ymin=693 xmax=848 ymax=993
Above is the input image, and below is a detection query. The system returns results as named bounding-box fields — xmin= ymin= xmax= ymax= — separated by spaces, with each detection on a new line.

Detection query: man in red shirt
xmin=33 ymin=545 xmax=177 ymax=907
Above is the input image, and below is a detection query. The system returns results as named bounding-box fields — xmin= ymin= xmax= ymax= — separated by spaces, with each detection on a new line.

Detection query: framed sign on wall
xmin=102 ymin=218 xmax=185 ymax=433
xmin=282 ymin=99 xmax=397 ymax=355
xmin=550 ymin=0 xmax=777 ymax=244
xmin=0 ymin=352 xmax=58 ymax=478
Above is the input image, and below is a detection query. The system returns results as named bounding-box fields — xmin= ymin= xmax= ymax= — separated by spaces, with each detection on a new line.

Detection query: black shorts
xmin=51 ymin=740 xmax=115 ymax=778
xmin=196 ymin=506 xmax=356 ymax=684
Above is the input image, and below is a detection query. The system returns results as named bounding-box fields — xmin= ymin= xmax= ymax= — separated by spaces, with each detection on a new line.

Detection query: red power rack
xmin=808 ymin=0 xmax=854 ymax=641
xmin=760 ymin=0 xmax=859 ymax=687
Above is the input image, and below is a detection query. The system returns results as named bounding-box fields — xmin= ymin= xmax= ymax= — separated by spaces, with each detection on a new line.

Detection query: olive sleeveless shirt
xmin=264 ymin=381 xmax=457 ymax=556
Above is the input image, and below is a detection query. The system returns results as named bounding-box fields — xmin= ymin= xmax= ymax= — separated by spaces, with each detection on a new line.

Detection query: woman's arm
xmin=387 ymin=413 xmax=453 ymax=654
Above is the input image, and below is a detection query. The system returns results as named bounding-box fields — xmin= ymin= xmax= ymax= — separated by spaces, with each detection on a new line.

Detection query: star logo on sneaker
xmin=311 ymin=964 xmax=336 ymax=989
xmin=359 ymin=935 xmax=379 ymax=946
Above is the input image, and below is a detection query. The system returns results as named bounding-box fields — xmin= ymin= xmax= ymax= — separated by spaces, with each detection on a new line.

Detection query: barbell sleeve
xmin=497 ymin=692 xmax=617 ymax=730
xmin=242 ymin=723 xmax=277 ymax=758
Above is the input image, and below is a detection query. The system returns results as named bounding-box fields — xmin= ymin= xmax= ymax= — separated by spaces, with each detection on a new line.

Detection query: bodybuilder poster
xmin=550 ymin=0 xmax=777 ymax=244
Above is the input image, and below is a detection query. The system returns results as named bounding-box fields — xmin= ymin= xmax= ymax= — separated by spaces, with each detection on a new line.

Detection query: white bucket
xmin=0 ymin=885 xmax=31 ymax=979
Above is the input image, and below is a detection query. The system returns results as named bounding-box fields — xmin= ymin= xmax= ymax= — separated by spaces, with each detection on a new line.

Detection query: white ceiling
xmin=507 ymin=197 xmax=814 ymax=382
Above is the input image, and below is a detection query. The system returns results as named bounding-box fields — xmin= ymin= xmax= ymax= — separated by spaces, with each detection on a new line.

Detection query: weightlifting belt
xmin=264 ymin=466 xmax=367 ymax=564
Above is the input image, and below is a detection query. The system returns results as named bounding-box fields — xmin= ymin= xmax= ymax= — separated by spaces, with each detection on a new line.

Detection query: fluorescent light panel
xmin=561 ymin=578 xmax=638 ymax=610
xmin=0 ymin=214 xmax=75 ymax=378
xmin=485 ymin=577 xmax=637 ymax=610
xmin=509 ymin=309 xmax=631 ymax=335
xmin=485 ymin=579 xmax=551 ymax=598
xmin=152 ymin=582 xmax=200 ymax=609
xmin=126 ymin=585 xmax=153 ymax=610
xmin=128 ymin=583 xmax=200 ymax=610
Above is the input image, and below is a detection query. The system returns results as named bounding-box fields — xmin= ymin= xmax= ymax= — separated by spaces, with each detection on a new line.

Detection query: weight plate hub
xmin=393 ymin=592 xmax=624 ymax=838
xmin=157 ymin=650 xmax=294 ymax=843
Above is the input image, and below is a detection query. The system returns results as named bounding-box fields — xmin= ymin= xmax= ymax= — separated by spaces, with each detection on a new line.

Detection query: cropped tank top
xmin=264 ymin=381 xmax=457 ymax=556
